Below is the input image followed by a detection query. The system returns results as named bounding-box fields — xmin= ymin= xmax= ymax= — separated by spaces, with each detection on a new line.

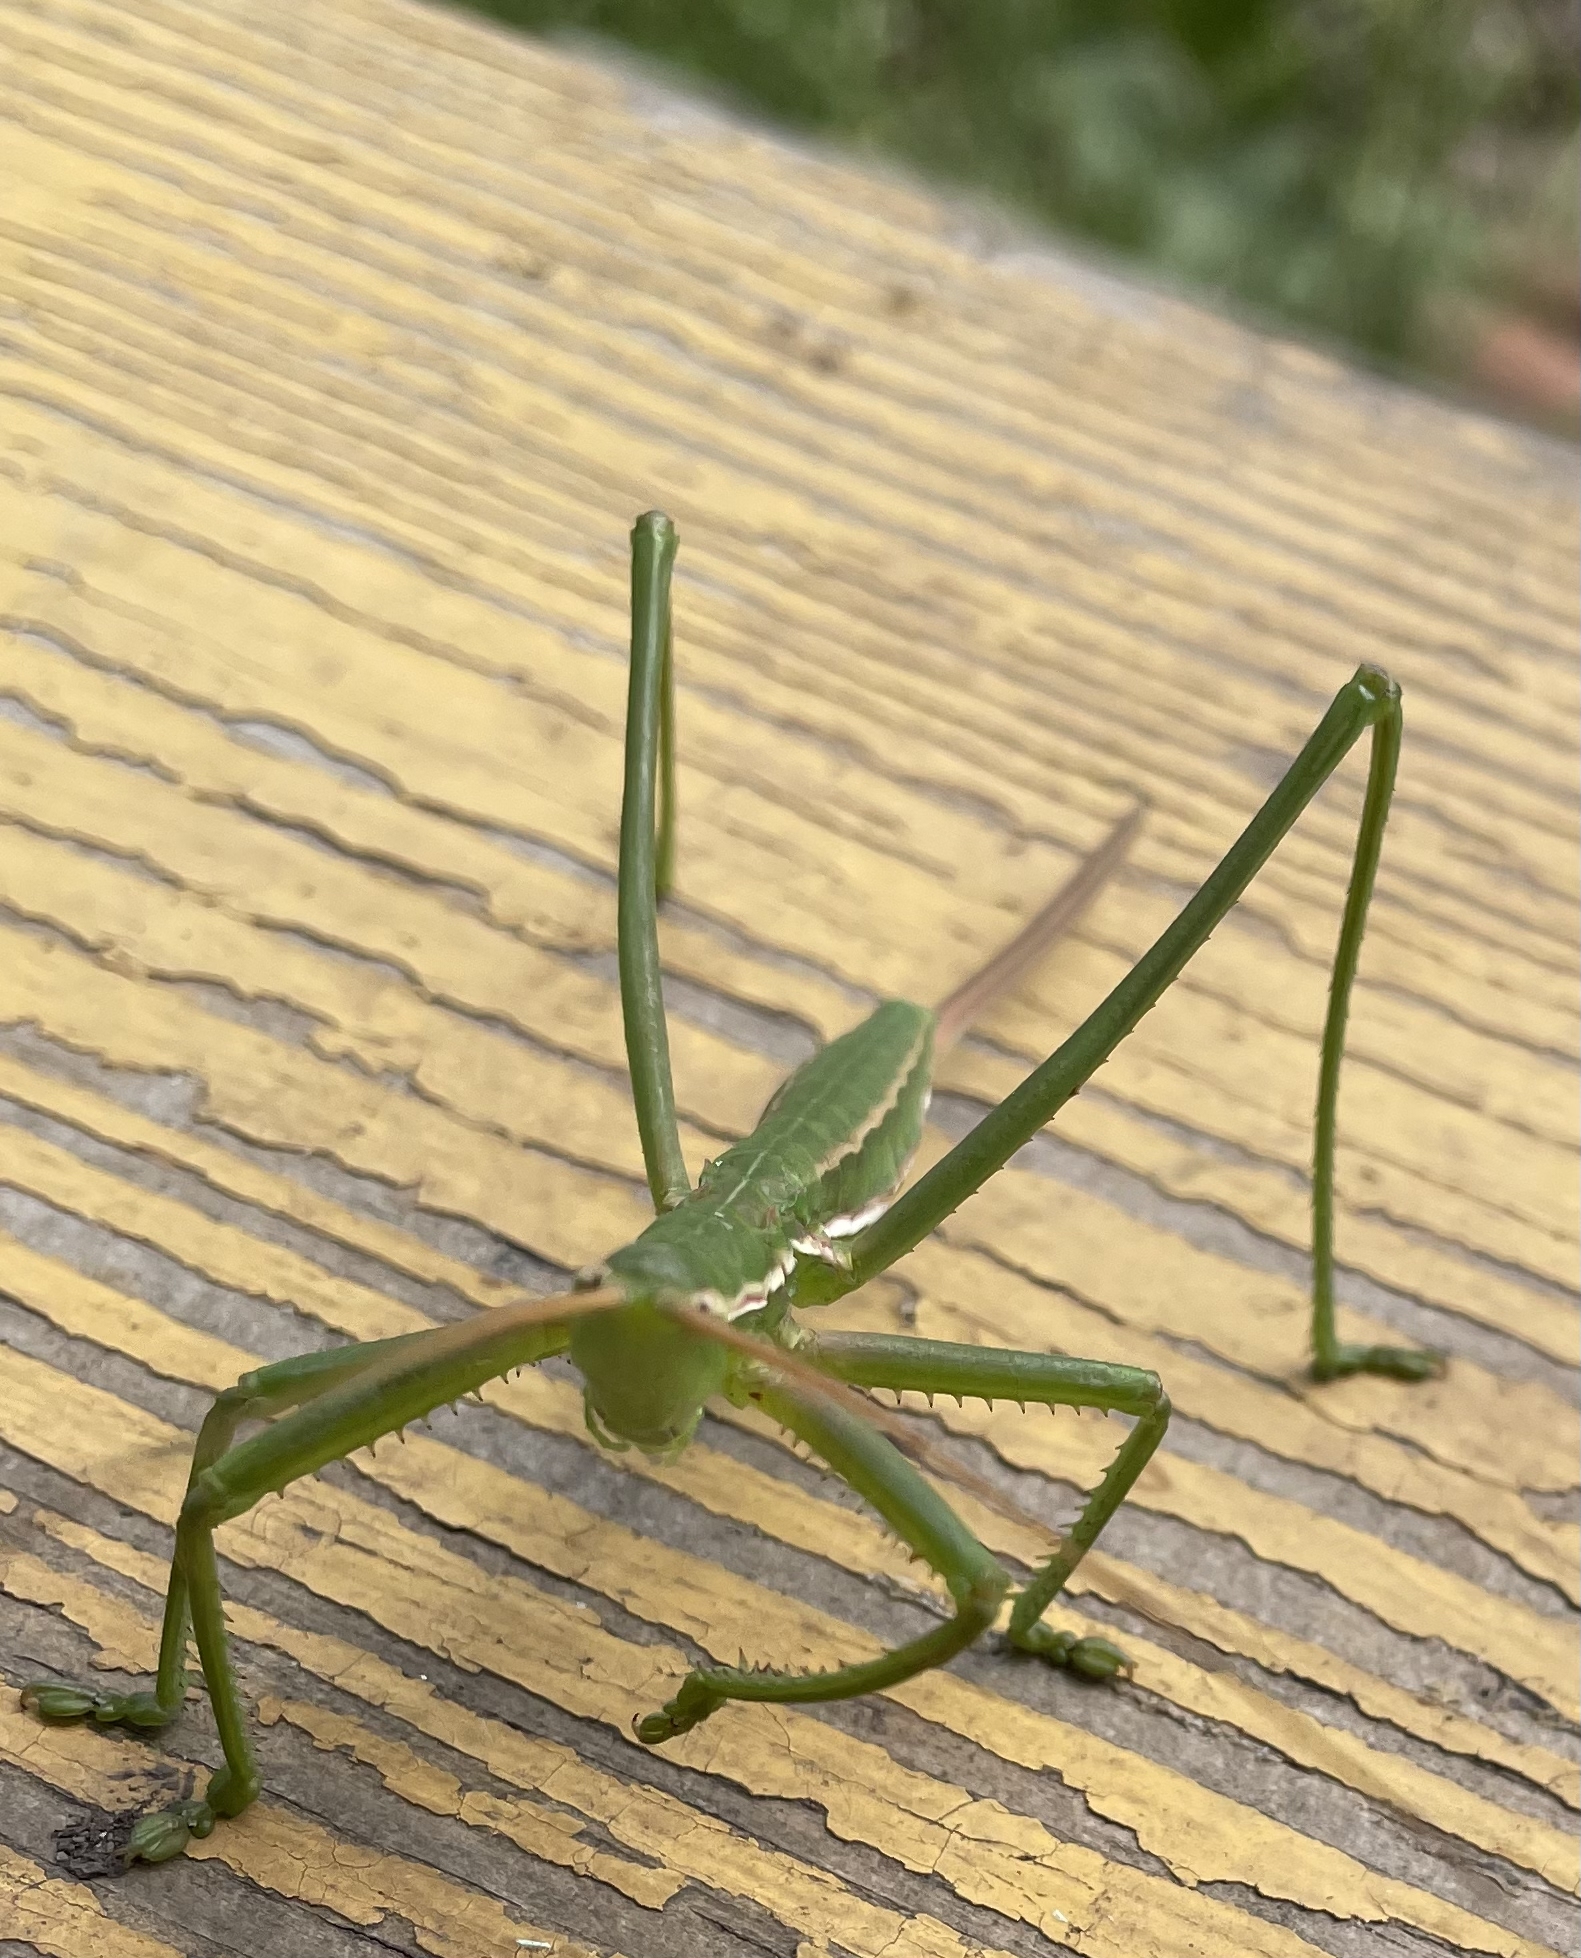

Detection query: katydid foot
xmin=116 ymin=1762 xmax=260 ymax=1864
xmin=1007 ymin=1621 xmax=1133 ymax=1680
xmin=114 ymin=1766 xmax=262 ymax=1866
xmin=1312 ymin=1340 xmax=1444 ymax=1383
xmin=21 ymin=1681 xmax=261 ymax=1865
xmin=21 ymin=1680 xmax=176 ymax=1730
xmin=633 ymin=1674 xmax=723 ymax=1744
xmin=124 ymin=1799 xmax=217 ymax=1866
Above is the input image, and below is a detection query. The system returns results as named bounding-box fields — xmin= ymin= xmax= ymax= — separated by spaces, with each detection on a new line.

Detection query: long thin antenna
xmin=933 ymin=804 xmax=1144 ymax=1055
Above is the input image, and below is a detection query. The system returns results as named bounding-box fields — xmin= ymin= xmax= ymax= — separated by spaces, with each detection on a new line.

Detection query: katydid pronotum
xmin=22 ymin=510 xmax=1439 ymax=1866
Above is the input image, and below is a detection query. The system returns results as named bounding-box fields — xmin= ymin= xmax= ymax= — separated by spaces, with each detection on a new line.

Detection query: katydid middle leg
xmin=798 ymin=664 xmax=1440 ymax=1383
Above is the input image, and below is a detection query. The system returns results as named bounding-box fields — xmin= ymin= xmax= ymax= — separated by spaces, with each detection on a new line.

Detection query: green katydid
xmin=22 ymin=509 xmax=1439 ymax=1867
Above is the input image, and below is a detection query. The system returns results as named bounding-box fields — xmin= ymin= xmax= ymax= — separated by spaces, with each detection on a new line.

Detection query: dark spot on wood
xmin=51 ymin=1805 xmax=142 ymax=1880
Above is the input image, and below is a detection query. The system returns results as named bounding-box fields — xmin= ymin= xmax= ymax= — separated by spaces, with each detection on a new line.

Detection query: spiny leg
xmin=811 ymin=1331 xmax=1170 ymax=1672
xmin=799 ymin=665 xmax=1439 ymax=1382
xmin=620 ymin=510 xmax=690 ymax=1213
xmin=632 ymin=1374 xmax=1010 ymax=1743
xmin=24 ymin=1292 xmax=604 ymax=1862
xmin=22 ymin=1330 xmax=439 ymax=1742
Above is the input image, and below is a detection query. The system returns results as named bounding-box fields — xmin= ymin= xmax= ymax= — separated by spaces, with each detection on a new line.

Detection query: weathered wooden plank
xmin=1 ymin=1 xmax=1575 ymax=1955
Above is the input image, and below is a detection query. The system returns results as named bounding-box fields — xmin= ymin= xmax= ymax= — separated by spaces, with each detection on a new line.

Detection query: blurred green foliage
xmin=461 ymin=0 xmax=1578 ymax=379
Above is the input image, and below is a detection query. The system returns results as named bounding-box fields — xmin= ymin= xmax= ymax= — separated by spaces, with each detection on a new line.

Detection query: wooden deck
xmin=1 ymin=1 xmax=1576 ymax=1953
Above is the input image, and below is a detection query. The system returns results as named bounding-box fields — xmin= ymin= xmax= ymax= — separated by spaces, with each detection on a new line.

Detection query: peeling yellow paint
xmin=895 ymin=1373 xmax=1580 ymax=1723
xmin=6 ymin=172 xmax=1567 ymax=912
xmin=942 ymin=1041 xmax=1581 ymax=1367
xmin=3 ymin=1061 xmax=1572 ymax=1613
xmin=1 ymin=1082 xmax=1569 ymax=1720
xmin=0 ymin=1843 xmax=184 ymax=1958
xmin=2 ymin=630 xmax=862 ymax=1036
xmin=0 ymin=712 xmax=774 ymax=1145
xmin=0 ymin=785 xmax=1570 ymax=1502
xmin=470 ymin=1372 xmax=1581 ymax=1882
xmin=0 ymin=1225 xmax=266 ymax=1393
xmin=0 ymin=1700 xmax=601 ymax=1958
xmin=0 ymin=763 xmax=1567 ymax=1511
xmin=935 ymin=1178 xmax=1577 ymax=1498
xmin=0 ymin=1136 xmax=435 ymax=1349
xmin=3 ymin=1119 xmax=1575 ymax=1875
xmin=0 ymin=337 xmax=1574 ymax=1276
xmin=0 ymin=1049 xmax=536 ymax=1311
xmin=5 ymin=1115 xmax=1574 ymax=1755
xmin=0 ymin=8 xmax=1574 ymax=1955
xmin=256 ymin=1696 xmax=688 ymax=1909
xmin=880 ymin=1247 xmax=1578 ymax=1597
xmin=0 ymin=797 xmax=707 ymax=1187
xmin=4 ymin=607 xmax=1572 ymax=1361
xmin=16 ymin=1512 xmax=1042 ymax=1958
xmin=0 ymin=1055 xmax=1568 ymax=1814
xmin=1 ymin=1546 xmax=163 ymax=1677
xmin=0 ymin=924 xmax=653 ymax=1270
xmin=0 ymin=418 xmax=1571 ymax=1296
xmin=1 ymin=1355 xmax=1347 ymax=1958
xmin=0 ymin=1341 xmax=1569 ymax=1953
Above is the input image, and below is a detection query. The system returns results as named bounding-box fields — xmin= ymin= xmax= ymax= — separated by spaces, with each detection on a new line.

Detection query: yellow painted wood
xmin=8 ymin=1520 xmax=1036 ymax=1958
xmin=0 ymin=1845 xmax=186 ymax=1958
xmin=0 ymin=1 xmax=1574 ymax=1954
xmin=2 ymin=1046 xmax=1572 ymax=1808
xmin=8 ymin=1236 xmax=1575 ymax=1886
xmin=0 ymin=1698 xmax=605 ymax=1958
xmin=1 ymin=1087 xmax=1574 ymax=1703
xmin=0 ymin=1347 xmax=1561 ymax=1957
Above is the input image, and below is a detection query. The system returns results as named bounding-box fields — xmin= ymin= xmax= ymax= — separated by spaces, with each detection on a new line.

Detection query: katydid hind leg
xmin=1305 ymin=688 xmax=1439 ymax=1381
xmin=807 ymin=665 xmax=1439 ymax=1384
xmin=811 ymin=1330 xmax=1170 ymax=1674
xmin=619 ymin=510 xmax=690 ymax=1213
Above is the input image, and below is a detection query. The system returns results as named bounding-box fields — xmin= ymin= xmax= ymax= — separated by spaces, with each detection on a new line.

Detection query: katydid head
xmin=569 ymin=1294 xmax=730 ymax=1461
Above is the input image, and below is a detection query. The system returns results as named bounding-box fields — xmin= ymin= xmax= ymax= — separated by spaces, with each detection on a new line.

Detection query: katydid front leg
xmin=22 ymin=1294 xmax=598 ymax=1863
xmin=632 ymin=1375 xmax=1012 ymax=1741
xmin=632 ymin=1340 xmax=1168 ymax=1741
xmin=24 ymin=1330 xmax=440 ymax=1739
xmin=798 ymin=665 xmax=1441 ymax=1384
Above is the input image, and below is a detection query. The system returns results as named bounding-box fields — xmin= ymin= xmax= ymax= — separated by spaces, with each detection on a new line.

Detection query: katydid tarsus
xmin=22 ymin=510 xmax=1439 ymax=1866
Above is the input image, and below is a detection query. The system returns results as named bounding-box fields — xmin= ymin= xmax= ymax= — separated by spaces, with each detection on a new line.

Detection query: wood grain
xmin=0 ymin=0 xmax=1576 ymax=1953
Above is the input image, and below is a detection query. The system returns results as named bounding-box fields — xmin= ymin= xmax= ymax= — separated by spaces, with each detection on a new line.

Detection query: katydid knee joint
xmin=959 ymin=1564 xmax=1011 ymax=1628
xmin=180 ymin=1470 xmax=227 ymax=1530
